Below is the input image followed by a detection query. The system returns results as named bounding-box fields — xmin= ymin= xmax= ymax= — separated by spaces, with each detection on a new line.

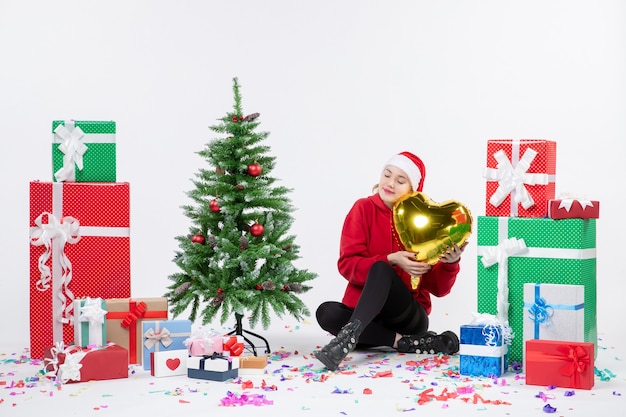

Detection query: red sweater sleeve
xmin=337 ymin=197 xmax=390 ymax=288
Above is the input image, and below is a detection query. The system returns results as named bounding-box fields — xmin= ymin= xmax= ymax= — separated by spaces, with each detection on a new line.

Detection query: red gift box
xmin=43 ymin=343 xmax=128 ymax=383
xmin=547 ymin=198 xmax=600 ymax=220
xmin=29 ymin=181 xmax=131 ymax=359
xmin=483 ymin=139 xmax=556 ymax=218
xmin=105 ymin=297 xmax=168 ymax=365
xmin=525 ymin=339 xmax=594 ymax=390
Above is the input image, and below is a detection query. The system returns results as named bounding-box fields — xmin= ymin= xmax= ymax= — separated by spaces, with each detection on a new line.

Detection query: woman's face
xmin=378 ymin=165 xmax=413 ymax=208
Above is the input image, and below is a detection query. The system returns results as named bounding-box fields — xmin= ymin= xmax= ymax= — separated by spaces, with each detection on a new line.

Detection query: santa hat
xmin=384 ymin=151 xmax=426 ymax=192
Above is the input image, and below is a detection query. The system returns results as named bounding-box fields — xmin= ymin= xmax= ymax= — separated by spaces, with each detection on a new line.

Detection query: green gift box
xmin=52 ymin=120 xmax=116 ymax=182
xmin=476 ymin=216 xmax=596 ymax=364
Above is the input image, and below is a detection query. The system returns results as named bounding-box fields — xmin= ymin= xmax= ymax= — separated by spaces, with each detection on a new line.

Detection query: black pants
xmin=316 ymin=261 xmax=429 ymax=348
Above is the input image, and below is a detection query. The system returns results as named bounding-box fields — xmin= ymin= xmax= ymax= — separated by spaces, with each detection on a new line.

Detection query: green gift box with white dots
xmin=52 ymin=120 xmax=116 ymax=182
xmin=476 ymin=216 xmax=596 ymax=364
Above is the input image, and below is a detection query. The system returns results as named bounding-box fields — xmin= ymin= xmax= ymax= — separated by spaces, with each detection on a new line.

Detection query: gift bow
xmin=120 ymin=301 xmax=148 ymax=328
xmin=484 ymin=148 xmax=549 ymax=210
xmin=143 ymin=327 xmax=173 ymax=349
xmin=223 ymin=336 xmax=245 ymax=356
xmin=78 ymin=297 xmax=107 ymax=326
xmin=54 ymin=122 xmax=88 ymax=182
xmin=527 ymin=295 xmax=554 ymax=326
xmin=480 ymin=237 xmax=528 ymax=324
xmin=557 ymin=193 xmax=595 ymax=212
xmin=470 ymin=312 xmax=513 ymax=347
xmin=44 ymin=342 xmax=87 ymax=384
xmin=30 ymin=212 xmax=81 ymax=324
xmin=557 ymin=344 xmax=590 ymax=378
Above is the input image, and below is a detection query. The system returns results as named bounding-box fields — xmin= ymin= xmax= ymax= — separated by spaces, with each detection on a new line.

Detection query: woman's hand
xmin=388 ymin=251 xmax=432 ymax=276
xmin=439 ymin=241 xmax=468 ymax=264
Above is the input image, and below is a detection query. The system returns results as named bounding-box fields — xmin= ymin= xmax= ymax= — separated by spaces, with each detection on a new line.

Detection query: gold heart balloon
xmin=393 ymin=192 xmax=473 ymax=288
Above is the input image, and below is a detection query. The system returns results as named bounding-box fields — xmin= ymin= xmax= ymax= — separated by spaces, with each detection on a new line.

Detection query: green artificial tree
xmin=165 ymin=77 xmax=316 ymax=353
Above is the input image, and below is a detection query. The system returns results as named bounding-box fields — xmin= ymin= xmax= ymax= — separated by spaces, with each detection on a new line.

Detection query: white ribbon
xmin=30 ymin=212 xmax=81 ymax=326
xmin=459 ymin=343 xmax=508 ymax=358
xmin=54 ymin=121 xmax=88 ymax=182
xmin=556 ymin=193 xmax=594 ymax=212
xmin=77 ymin=298 xmax=107 ymax=346
xmin=479 ymin=237 xmax=528 ymax=325
xmin=44 ymin=342 xmax=87 ymax=384
xmin=470 ymin=312 xmax=514 ymax=347
xmin=483 ymin=146 xmax=550 ymax=215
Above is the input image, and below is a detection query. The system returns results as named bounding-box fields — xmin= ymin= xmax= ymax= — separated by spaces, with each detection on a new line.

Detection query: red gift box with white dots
xmin=484 ymin=139 xmax=557 ymax=218
xmin=29 ymin=181 xmax=131 ymax=359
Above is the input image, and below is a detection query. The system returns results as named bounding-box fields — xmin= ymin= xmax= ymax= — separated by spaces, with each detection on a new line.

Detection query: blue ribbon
xmin=524 ymin=283 xmax=584 ymax=339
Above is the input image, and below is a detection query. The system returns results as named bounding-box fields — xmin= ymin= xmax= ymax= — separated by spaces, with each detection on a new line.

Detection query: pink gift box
xmin=186 ymin=336 xmax=224 ymax=356
xmin=483 ymin=139 xmax=556 ymax=218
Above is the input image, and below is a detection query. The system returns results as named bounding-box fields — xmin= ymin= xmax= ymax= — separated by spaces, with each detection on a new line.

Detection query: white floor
xmin=1 ymin=320 xmax=624 ymax=417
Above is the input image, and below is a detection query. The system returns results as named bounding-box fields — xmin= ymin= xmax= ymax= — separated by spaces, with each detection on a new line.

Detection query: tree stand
xmin=227 ymin=312 xmax=271 ymax=356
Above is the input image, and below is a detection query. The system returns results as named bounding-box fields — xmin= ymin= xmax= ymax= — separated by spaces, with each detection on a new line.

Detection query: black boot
xmin=315 ymin=320 xmax=363 ymax=371
xmin=396 ymin=330 xmax=459 ymax=355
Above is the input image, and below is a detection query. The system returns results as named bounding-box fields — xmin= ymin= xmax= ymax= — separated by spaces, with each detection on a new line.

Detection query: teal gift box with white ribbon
xmin=522 ymin=283 xmax=584 ymax=360
xmin=476 ymin=216 xmax=596 ymax=364
xmin=141 ymin=319 xmax=192 ymax=370
xmin=73 ymin=297 xmax=107 ymax=348
xmin=52 ymin=120 xmax=116 ymax=182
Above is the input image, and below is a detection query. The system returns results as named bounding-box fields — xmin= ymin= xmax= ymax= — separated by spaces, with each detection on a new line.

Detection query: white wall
xmin=1 ymin=1 xmax=624 ymax=348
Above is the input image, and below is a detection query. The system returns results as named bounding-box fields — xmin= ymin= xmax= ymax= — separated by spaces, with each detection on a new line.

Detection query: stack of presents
xmin=458 ymin=139 xmax=599 ymax=390
xmin=29 ymin=120 xmax=267 ymax=384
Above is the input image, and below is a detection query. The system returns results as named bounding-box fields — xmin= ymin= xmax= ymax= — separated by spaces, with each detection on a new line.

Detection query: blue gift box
xmin=141 ymin=319 xmax=192 ymax=370
xmin=459 ymin=324 xmax=509 ymax=377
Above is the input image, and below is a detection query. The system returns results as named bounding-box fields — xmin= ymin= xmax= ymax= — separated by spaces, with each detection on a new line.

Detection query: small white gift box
xmin=522 ymin=283 xmax=585 ymax=359
xmin=150 ymin=349 xmax=188 ymax=377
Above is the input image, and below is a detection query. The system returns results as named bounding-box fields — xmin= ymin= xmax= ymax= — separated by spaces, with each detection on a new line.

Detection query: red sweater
xmin=337 ymin=193 xmax=460 ymax=315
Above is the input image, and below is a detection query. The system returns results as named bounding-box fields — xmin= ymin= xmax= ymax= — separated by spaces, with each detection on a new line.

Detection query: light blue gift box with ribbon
xmin=459 ymin=323 xmax=509 ymax=377
xmin=141 ymin=319 xmax=192 ymax=370
xmin=522 ymin=283 xmax=584 ymax=360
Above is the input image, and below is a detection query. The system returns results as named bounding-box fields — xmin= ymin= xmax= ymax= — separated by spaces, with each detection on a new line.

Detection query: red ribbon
xmin=120 ymin=301 xmax=147 ymax=328
xmin=556 ymin=344 xmax=590 ymax=379
xmin=106 ymin=299 xmax=167 ymax=364
xmin=223 ymin=336 xmax=245 ymax=356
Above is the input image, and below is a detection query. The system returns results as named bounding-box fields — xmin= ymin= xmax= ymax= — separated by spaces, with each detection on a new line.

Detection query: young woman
xmin=315 ymin=151 xmax=467 ymax=371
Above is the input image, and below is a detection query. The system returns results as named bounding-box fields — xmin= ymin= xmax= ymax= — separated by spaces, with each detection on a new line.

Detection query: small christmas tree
xmin=165 ymin=77 xmax=316 ymax=340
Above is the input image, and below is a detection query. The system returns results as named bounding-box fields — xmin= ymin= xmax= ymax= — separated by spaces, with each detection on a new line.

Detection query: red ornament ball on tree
xmin=209 ymin=199 xmax=220 ymax=213
xmin=247 ymin=162 xmax=262 ymax=177
xmin=191 ymin=233 xmax=206 ymax=245
xmin=250 ymin=223 xmax=264 ymax=237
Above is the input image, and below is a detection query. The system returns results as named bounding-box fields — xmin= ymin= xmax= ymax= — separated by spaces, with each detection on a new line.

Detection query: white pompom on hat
xmin=383 ymin=151 xmax=426 ymax=192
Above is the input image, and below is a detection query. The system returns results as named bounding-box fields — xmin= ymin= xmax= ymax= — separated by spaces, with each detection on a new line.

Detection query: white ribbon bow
xmin=78 ymin=298 xmax=107 ymax=345
xmin=54 ymin=122 xmax=88 ymax=182
xmin=480 ymin=237 xmax=528 ymax=325
xmin=470 ymin=312 xmax=514 ymax=347
xmin=44 ymin=342 xmax=87 ymax=384
xmin=483 ymin=148 xmax=549 ymax=210
xmin=557 ymin=193 xmax=595 ymax=212
xmin=30 ymin=212 xmax=81 ymax=323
